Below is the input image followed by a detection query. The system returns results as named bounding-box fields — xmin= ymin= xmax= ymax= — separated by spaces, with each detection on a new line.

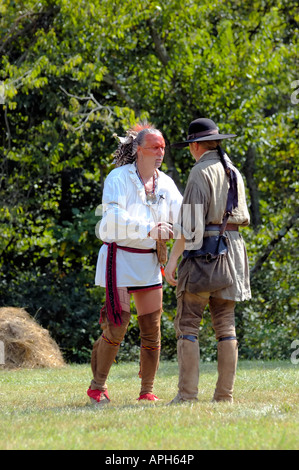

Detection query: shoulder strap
xmin=219 ymin=212 xmax=230 ymax=236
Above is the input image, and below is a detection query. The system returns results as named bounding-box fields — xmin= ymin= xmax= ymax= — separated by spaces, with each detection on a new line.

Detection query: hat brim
xmin=171 ymin=133 xmax=237 ymax=149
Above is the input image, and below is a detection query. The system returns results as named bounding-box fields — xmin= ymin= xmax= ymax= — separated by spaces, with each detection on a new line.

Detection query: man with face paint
xmin=87 ymin=123 xmax=182 ymax=406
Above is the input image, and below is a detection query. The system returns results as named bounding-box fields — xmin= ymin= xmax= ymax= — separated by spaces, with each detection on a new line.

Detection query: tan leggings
xmin=90 ymin=289 xmax=162 ymax=393
xmin=117 ymin=287 xmax=162 ymax=316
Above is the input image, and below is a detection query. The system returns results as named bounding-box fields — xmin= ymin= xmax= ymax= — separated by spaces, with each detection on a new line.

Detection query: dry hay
xmin=0 ymin=307 xmax=66 ymax=369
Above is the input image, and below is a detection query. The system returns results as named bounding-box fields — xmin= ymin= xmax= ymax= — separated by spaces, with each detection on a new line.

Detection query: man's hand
xmin=164 ymin=259 xmax=178 ymax=286
xmin=163 ymin=236 xmax=186 ymax=286
xmin=148 ymin=222 xmax=173 ymax=240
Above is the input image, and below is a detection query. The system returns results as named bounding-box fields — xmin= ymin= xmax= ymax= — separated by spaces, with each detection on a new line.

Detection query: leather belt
xmin=205 ymin=224 xmax=239 ymax=231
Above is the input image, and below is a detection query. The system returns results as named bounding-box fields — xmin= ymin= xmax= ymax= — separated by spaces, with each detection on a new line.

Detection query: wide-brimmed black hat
xmin=172 ymin=118 xmax=237 ymax=148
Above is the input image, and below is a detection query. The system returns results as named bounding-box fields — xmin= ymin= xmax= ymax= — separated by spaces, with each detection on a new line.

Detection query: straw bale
xmin=0 ymin=307 xmax=65 ymax=369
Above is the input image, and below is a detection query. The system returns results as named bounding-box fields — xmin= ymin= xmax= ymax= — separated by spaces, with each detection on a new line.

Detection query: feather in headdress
xmin=113 ymin=122 xmax=154 ymax=167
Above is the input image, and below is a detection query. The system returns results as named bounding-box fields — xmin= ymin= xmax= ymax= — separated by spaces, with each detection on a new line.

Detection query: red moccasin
xmin=87 ymin=388 xmax=110 ymax=405
xmin=137 ymin=393 xmax=159 ymax=401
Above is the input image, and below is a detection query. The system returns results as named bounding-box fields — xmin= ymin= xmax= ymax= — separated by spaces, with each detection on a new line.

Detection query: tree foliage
xmin=0 ymin=0 xmax=298 ymax=362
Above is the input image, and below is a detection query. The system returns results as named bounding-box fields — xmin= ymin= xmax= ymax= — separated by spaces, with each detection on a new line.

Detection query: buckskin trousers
xmin=173 ymin=290 xmax=237 ymax=402
xmin=175 ymin=290 xmax=236 ymax=340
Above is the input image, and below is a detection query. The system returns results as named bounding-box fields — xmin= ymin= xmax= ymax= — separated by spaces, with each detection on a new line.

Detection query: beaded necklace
xmin=136 ymin=164 xmax=158 ymax=204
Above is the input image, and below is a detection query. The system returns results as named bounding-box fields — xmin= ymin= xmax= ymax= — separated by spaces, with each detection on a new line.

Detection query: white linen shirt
xmin=95 ymin=163 xmax=183 ymax=287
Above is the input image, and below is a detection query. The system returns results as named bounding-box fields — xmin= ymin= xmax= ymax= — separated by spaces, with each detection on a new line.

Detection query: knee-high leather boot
xmin=168 ymin=335 xmax=199 ymax=404
xmin=137 ymin=309 xmax=162 ymax=399
xmin=213 ymin=337 xmax=238 ymax=403
xmin=88 ymin=310 xmax=131 ymax=404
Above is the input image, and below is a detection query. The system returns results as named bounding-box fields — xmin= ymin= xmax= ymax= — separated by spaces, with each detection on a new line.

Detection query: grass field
xmin=0 ymin=360 xmax=298 ymax=450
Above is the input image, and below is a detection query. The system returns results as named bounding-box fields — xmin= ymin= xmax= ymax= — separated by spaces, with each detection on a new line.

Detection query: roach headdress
xmin=113 ymin=123 xmax=154 ymax=167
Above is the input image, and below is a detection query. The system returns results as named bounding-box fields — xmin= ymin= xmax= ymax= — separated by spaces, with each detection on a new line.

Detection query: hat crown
xmin=188 ymin=118 xmax=218 ymax=135
xmin=171 ymin=117 xmax=236 ymax=148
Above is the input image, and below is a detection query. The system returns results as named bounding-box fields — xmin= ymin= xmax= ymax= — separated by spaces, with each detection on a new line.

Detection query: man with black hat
xmin=164 ymin=118 xmax=251 ymax=403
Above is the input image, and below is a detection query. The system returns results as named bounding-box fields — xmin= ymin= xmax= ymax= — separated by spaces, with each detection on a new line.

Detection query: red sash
xmin=101 ymin=242 xmax=156 ymax=326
